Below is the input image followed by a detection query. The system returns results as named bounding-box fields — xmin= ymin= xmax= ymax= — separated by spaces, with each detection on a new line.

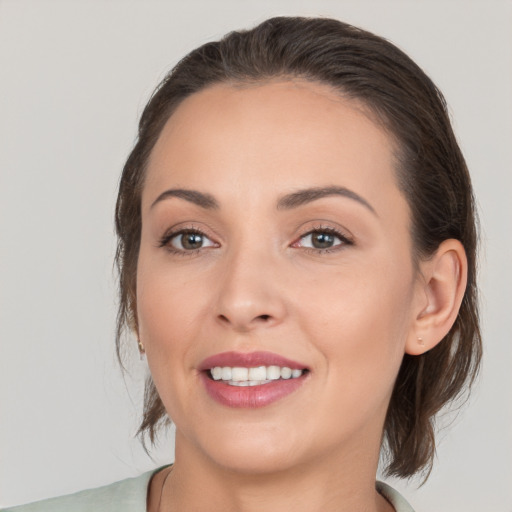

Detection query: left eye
xmin=169 ymin=231 xmax=216 ymax=251
xmin=298 ymin=231 xmax=344 ymax=250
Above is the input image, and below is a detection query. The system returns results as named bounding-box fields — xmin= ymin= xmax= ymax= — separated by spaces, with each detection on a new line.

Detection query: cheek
xmin=136 ymin=256 xmax=203 ymax=418
xmin=137 ymin=251 xmax=208 ymax=345
xmin=135 ymin=251 xmax=219 ymax=415
xmin=313 ymin=298 xmax=409 ymax=442
xmin=295 ymin=257 xmax=414 ymax=392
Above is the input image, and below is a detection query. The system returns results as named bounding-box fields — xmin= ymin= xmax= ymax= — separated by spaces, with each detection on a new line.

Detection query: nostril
xmin=215 ymin=312 xmax=274 ymax=329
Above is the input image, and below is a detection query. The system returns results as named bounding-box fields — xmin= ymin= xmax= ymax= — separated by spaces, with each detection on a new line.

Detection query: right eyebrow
xmin=150 ymin=188 xmax=220 ymax=210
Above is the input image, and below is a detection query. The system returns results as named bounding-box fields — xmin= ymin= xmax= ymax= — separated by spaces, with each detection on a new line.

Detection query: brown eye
xmin=170 ymin=231 xmax=215 ymax=251
xmin=310 ymin=232 xmax=336 ymax=249
xmin=299 ymin=231 xmax=342 ymax=250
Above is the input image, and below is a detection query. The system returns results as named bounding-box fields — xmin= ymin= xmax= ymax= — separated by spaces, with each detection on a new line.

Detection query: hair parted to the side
xmin=115 ymin=16 xmax=481 ymax=479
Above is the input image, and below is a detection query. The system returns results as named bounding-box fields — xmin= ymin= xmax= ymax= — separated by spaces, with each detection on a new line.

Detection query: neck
xmin=156 ymin=430 xmax=394 ymax=512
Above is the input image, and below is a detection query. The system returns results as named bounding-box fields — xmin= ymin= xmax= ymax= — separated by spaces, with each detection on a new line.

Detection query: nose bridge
xmin=215 ymin=233 xmax=286 ymax=331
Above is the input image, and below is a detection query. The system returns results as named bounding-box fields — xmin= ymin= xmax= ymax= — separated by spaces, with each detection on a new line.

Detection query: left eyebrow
xmin=276 ymin=186 xmax=377 ymax=216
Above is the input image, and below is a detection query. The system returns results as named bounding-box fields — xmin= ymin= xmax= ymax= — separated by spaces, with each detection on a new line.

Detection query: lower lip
xmin=200 ymin=373 xmax=307 ymax=408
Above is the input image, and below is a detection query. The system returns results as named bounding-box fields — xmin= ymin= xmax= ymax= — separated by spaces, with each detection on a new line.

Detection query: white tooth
xmin=230 ymin=380 xmax=249 ymax=386
xmin=267 ymin=365 xmax=281 ymax=380
xmin=221 ymin=367 xmax=232 ymax=381
xmin=248 ymin=380 xmax=261 ymax=386
xmin=291 ymin=369 xmax=302 ymax=378
xmin=248 ymin=366 xmax=266 ymax=381
xmin=231 ymin=367 xmax=249 ymax=381
xmin=280 ymin=367 xmax=292 ymax=379
xmin=211 ymin=367 xmax=223 ymax=380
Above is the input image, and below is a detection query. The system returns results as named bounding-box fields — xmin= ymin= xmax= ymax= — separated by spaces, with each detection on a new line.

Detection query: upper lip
xmin=198 ymin=351 xmax=308 ymax=371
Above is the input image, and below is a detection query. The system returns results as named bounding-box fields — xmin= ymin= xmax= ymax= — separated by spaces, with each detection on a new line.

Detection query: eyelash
xmin=295 ymin=225 xmax=354 ymax=254
xmin=158 ymin=225 xmax=353 ymax=256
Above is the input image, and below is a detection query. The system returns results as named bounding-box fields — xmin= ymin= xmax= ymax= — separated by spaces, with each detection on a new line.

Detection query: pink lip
xmin=198 ymin=351 xmax=309 ymax=409
xmin=199 ymin=351 xmax=308 ymax=371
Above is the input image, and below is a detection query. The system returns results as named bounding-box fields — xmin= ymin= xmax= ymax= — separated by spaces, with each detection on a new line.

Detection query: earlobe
xmin=405 ymin=239 xmax=467 ymax=356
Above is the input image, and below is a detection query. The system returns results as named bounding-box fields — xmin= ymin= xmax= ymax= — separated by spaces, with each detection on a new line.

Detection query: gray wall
xmin=1 ymin=1 xmax=511 ymax=510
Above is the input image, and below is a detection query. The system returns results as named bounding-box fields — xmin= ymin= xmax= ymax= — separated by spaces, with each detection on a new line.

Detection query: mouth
xmin=208 ymin=365 xmax=305 ymax=386
xmin=198 ymin=351 xmax=310 ymax=408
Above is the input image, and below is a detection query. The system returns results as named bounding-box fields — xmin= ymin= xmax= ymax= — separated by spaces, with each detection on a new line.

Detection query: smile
xmin=199 ymin=351 xmax=309 ymax=408
xmin=210 ymin=366 xmax=303 ymax=386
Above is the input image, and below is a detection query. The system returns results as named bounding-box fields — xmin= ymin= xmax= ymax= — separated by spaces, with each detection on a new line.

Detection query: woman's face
xmin=137 ymin=80 xmax=422 ymax=473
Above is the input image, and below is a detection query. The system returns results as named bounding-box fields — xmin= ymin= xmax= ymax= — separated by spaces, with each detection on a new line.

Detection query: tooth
xmin=281 ymin=367 xmax=292 ymax=379
xmin=248 ymin=366 xmax=266 ymax=380
xmin=231 ymin=367 xmax=249 ymax=381
xmin=267 ymin=365 xmax=281 ymax=380
xmin=229 ymin=380 xmax=250 ymax=386
xmin=211 ymin=367 xmax=222 ymax=380
xmin=216 ymin=366 xmax=304 ymax=383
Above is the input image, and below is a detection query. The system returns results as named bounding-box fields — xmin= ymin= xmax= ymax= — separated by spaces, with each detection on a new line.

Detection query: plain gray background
xmin=1 ymin=0 xmax=511 ymax=510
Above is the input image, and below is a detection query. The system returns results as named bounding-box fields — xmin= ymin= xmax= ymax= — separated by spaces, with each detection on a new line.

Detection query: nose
xmin=214 ymin=245 xmax=287 ymax=333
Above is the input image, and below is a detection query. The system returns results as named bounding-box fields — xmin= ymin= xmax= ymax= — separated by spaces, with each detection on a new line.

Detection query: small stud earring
xmin=137 ymin=339 xmax=145 ymax=358
xmin=417 ymin=337 xmax=425 ymax=347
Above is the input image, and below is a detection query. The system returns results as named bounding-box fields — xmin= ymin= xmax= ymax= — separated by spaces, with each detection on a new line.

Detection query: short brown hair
xmin=115 ymin=16 xmax=482 ymax=479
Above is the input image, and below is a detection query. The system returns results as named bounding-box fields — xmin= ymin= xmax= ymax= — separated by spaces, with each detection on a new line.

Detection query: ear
xmin=405 ymin=239 xmax=468 ymax=355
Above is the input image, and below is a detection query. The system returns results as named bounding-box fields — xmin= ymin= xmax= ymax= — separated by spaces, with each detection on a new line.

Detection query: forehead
xmin=143 ymin=80 xmax=403 ymax=214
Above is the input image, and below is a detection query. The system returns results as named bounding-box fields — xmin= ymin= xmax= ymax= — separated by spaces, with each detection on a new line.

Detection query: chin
xmin=207 ymin=444 xmax=301 ymax=476
xmin=186 ymin=419 xmax=308 ymax=475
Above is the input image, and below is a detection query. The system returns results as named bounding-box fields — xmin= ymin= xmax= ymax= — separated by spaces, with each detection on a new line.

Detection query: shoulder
xmin=376 ymin=481 xmax=415 ymax=512
xmin=1 ymin=469 xmax=159 ymax=512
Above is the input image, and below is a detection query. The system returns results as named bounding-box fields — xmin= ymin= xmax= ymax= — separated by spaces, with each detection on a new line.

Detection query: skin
xmin=137 ymin=80 xmax=467 ymax=512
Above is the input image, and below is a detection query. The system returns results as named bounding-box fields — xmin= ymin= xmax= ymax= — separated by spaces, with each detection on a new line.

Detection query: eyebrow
xmin=277 ymin=186 xmax=377 ymax=215
xmin=150 ymin=185 xmax=376 ymax=215
xmin=151 ymin=188 xmax=219 ymax=210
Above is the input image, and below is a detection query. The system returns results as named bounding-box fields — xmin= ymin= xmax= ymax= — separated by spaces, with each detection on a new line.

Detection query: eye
xmin=301 ymin=232 xmax=339 ymax=249
xmin=293 ymin=227 xmax=352 ymax=252
xmin=161 ymin=229 xmax=217 ymax=252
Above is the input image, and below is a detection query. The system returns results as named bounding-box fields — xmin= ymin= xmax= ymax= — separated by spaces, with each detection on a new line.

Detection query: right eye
xmin=167 ymin=230 xmax=216 ymax=251
xmin=159 ymin=229 xmax=218 ymax=254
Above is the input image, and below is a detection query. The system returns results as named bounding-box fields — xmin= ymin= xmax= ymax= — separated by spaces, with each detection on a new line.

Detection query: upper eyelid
xmin=158 ymin=226 xmax=213 ymax=248
xmin=160 ymin=222 xmax=218 ymax=240
xmin=295 ymin=224 xmax=353 ymax=242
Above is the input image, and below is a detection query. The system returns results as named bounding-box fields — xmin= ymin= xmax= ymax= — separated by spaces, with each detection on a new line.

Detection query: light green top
xmin=2 ymin=469 xmax=414 ymax=512
xmin=1 ymin=470 xmax=156 ymax=512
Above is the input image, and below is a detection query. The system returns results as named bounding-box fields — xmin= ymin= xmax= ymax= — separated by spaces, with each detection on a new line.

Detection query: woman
xmin=3 ymin=16 xmax=481 ymax=512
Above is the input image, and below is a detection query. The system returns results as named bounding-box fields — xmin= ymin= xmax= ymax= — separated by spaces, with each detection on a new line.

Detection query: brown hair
xmin=115 ymin=16 xmax=481 ymax=479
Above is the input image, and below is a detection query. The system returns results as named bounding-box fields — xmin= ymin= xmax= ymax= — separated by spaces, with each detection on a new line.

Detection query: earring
xmin=137 ymin=339 xmax=145 ymax=358
xmin=417 ymin=337 xmax=425 ymax=347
